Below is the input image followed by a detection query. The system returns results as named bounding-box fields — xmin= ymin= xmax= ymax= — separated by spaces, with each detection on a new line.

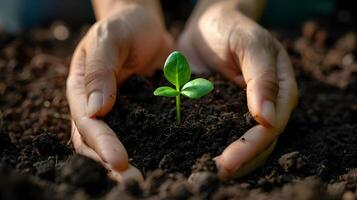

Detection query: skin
xmin=67 ymin=0 xmax=174 ymax=181
xmin=178 ymin=0 xmax=298 ymax=178
xmin=67 ymin=0 xmax=298 ymax=181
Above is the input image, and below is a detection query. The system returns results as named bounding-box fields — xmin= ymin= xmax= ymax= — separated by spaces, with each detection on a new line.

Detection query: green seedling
xmin=154 ymin=51 xmax=214 ymax=123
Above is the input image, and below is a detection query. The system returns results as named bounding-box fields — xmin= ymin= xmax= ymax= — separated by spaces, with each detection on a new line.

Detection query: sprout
xmin=154 ymin=51 xmax=214 ymax=123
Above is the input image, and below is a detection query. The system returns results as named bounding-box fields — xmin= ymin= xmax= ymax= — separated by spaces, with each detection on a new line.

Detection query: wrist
xmin=92 ymin=0 xmax=164 ymax=23
xmin=193 ymin=0 xmax=266 ymax=21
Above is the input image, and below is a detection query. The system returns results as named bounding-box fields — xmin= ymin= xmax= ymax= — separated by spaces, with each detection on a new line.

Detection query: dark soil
xmin=104 ymin=73 xmax=254 ymax=176
xmin=0 ymin=21 xmax=356 ymax=199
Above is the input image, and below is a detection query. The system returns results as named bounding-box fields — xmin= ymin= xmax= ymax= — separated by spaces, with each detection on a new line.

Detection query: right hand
xmin=177 ymin=1 xmax=298 ymax=179
xmin=66 ymin=2 xmax=174 ymax=181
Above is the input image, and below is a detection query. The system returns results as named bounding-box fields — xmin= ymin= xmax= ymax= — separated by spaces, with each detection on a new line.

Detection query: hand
xmin=66 ymin=2 xmax=173 ymax=181
xmin=178 ymin=1 xmax=298 ymax=179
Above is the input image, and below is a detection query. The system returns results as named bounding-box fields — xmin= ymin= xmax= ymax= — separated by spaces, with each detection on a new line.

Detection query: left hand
xmin=67 ymin=2 xmax=174 ymax=182
xmin=178 ymin=1 xmax=298 ymax=179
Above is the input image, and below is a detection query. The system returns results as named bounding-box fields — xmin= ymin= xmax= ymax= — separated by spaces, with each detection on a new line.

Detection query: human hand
xmin=66 ymin=2 xmax=173 ymax=181
xmin=178 ymin=0 xmax=298 ymax=179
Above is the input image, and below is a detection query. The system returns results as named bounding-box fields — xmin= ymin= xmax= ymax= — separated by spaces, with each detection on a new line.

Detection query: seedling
xmin=154 ymin=51 xmax=214 ymax=124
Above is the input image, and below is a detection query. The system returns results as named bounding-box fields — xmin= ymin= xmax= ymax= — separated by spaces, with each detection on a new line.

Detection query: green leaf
xmin=181 ymin=78 xmax=214 ymax=99
xmin=154 ymin=86 xmax=179 ymax=97
xmin=164 ymin=51 xmax=191 ymax=87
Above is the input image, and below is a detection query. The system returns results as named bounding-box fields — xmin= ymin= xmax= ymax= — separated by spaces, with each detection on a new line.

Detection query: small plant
xmin=154 ymin=51 xmax=214 ymax=123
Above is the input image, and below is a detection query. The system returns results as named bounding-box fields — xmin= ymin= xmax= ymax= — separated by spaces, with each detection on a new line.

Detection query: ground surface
xmin=0 ymin=22 xmax=356 ymax=199
xmin=105 ymin=72 xmax=253 ymax=177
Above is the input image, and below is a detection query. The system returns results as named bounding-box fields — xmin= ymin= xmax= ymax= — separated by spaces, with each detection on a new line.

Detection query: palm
xmin=177 ymin=5 xmax=298 ymax=178
xmin=67 ymin=5 xmax=173 ymax=181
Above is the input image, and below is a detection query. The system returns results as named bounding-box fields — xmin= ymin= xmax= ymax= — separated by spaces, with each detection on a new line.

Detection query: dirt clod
xmin=59 ymin=155 xmax=115 ymax=196
xmin=278 ymin=151 xmax=307 ymax=172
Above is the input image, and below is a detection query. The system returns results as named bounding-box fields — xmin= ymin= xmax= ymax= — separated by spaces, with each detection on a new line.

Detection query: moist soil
xmin=104 ymin=72 xmax=254 ymax=177
xmin=0 ymin=22 xmax=357 ymax=199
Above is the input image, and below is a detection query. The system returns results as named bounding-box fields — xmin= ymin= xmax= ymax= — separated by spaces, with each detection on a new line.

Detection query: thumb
xmin=84 ymin=29 xmax=130 ymax=117
xmin=85 ymin=67 xmax=117 ymax=117
xmin=240 ymin=45 xmax=278 ymax=127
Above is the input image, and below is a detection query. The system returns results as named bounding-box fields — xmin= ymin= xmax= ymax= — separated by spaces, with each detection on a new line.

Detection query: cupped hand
xmin=178 ymin=1 xmax=298 ymax=179
xmin=66 ymin=3 xmax=174 ymax=181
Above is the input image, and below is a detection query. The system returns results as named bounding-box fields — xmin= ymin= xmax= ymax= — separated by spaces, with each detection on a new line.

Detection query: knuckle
xmin=86 ymin=58 xmax=107 ymax=71
xmin=241 ymin=28 xmax=275 ymax=52
xmin=247 ymin=76 xmax=279 ymax=101
xmin=262 ymin=77 xmax=279 ymax=90
xmin=239 ymin=28 xmax=259 ymax=45
xmin=91 ymin=21 xmax=113 ymax=41
xmin=84 ymin=67 xmax=114 ymax=88
xmin=247 ymin=69 xmax=277 ymax=87
xmin=258 ymin=68 xmax=277 ymax=79
xmin=263 ymin=79 xmax=279 ymax=98
xmin=253 ymin=28 xmax=273 ymax=44
xmin=91 ymin=18 xmax=129 ymax=43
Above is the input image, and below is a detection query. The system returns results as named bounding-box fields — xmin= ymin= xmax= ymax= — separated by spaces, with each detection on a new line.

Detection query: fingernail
xmin=214 ymin=156 xmax=230 ymax=179
xmin=87 ymin=91 xmax=103 ymax=116
xmin=261 ymin=100 xmax=276 ymax=127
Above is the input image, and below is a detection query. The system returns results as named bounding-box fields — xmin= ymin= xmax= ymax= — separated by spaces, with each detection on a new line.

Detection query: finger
xmin=72 ymin=122 xmax=102 ymax=162
xmin=75 ymin=117 xmax=129 ymax=172
xmin=108 ymin=164 xmax=144 ymax=183
xmin=67 ymin=46 xmax=129 ymax=172
xmin=66 ymin=44 xmax=87 ymax=121
xmin=84 ymin=24 xmax=130 ymax=117
xmin=216 ymin=125 xmax=276 ymax=179
xmin=274 ymin=42 xmax=298 ymax=132
xmin=216 ymin=42 xmax=298 ymax=179
xmin=73 ymin=125 xmax=143 ymax=182
xmin=240 ymin=40 xmax=279 ymax=127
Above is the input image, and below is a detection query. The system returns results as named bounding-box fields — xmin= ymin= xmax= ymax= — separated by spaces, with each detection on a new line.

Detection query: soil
xmin=104 ymin=73 xmax=254 ymax=176
xmin=0 ymin=21 xmax=357 ymax=199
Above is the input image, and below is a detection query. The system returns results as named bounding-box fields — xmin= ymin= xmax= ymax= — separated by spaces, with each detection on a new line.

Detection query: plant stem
xmin=176 ymin=95 xmax=181 ymax=124
xmin=175 ymin=83 xmax=181 ymax=124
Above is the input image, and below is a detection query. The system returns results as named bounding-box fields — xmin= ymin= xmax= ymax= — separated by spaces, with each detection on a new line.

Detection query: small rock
xmin=34 ymin=158 xmax=55 ymax=180
xmin=278 ymin=177 xmax=322 ymax=200
xmin=188 ymin=171 xmax=219 ymax=198
xmin=144 ymin=170 xmax=168 ymax=194
xmin=120 ymin=179 xmax=142 ymax=197
xmin=59 ymin=155 xmax=115 ymax=196
xmin=279 ymin=151 xmax=307 ymax=172
xmin=32 ymin=132 xmax=71 ymax=158
xmin=191 ymin=154 xmax=217 ymax=173
xmin=105 ymin=187 xmax=138 ymax=200
xmin=166 ymin=182 xmax=192 ymax=200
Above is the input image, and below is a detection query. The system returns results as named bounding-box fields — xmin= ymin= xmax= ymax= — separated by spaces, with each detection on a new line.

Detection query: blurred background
xmin=0 ymin=0 xmax=356 ymax=34
xmin=0 ymin=0 xmax=94 ymax=34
